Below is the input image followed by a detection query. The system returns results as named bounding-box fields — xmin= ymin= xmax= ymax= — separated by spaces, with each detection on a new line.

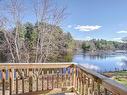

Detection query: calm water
xmin=72 ymin=50 xmax=127 ymax=72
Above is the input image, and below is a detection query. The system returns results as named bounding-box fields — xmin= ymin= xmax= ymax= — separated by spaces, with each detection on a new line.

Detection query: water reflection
xmin=73 ymin=51 xmax=127 ymax=72
xmin=83 ymin=53 xmax=108 ymax=60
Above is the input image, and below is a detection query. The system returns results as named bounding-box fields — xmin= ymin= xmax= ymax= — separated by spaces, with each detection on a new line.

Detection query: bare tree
xmin=33 ymin=0 xmax=66 ymax=63
xmin=0 ymin=0 xmax=66 ymax=63
xmin=0 ymin=0 xmax=27 ymax=63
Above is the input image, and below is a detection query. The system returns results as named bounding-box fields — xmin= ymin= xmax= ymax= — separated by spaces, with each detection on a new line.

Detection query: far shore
xmin=80 ymin=50 xmax=127 ymax=55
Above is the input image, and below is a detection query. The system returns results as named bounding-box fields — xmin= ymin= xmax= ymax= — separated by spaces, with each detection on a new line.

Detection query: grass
xmin=114 ymin=77 xmax=127 ymax=87
xmin=111 ymin=71 xmax=127 ymax=87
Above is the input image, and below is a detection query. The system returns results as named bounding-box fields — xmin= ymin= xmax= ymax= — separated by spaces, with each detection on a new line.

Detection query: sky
xmin=1 ymin=0 xmax=127 ymax=41
xmin=57 ymin=0 xmax=127 ymax=41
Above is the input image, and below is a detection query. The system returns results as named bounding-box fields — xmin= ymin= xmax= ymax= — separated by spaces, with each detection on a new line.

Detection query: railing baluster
xmin=76 ymin=67 xmax=79 ymax=92
xmin=97 ymin=80 xmax=100 ymax=95
xmin=92 ymin=79 xmax=95 ymax=94
xmin=82 ymin=73 xmax=85 ymax=95
xmin=61 ymin=68 xmax=64 ymax=88
xmin=9 ymin=69 xmax=12 ymax=95
xmin=73 ymin=65 xmax=76 ymax=88
xmin=22 ymin=69 xmax=25 ymax=93
xmin=2 ymin=69 xmax=5 ymax=95
xmin=56 ymin=69 xmax=59 ymax=88
xmin=65 ymin=68 xmax=68 ymax=87
xmin=79 ymin=69 xmax=82 ymax=94
xmin=88 ymin=78 xmax=91 ymax=95
xmin=59 ymin=68 xmax=62 ymax=88
xmin=84 ymin=75 xmax=86 ymax=95
xmin=70 ymin=66 xmax=73 ymax=87
xmin=29 ymin=68 xmax=33 ymax=92
xmin=16 ymin=69 xmax=18 ymax=94
xmin=36 ymin=69 xmax=39 ymax=91
xmin=85 ymin=77 xmax=88 ymax=95
xmin=42 ymin=70 xmax=44 ymax=91
xmin=104 ymin=88 xmax=107 ymax=95
xmin=52 ymin=70 xmax=54 ymax=89
xmin=47 ymin=70 xmax=49 ymax=90
xmin=22 ymin=76 xmax=24 ymax=93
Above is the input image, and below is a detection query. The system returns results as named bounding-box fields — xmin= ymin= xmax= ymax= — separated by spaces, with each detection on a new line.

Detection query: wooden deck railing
xmin=0 ymin=63 xmax=127 ymax=95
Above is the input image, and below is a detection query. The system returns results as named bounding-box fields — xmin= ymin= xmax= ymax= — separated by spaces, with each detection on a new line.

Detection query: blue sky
xmin=1 ymin=0 xmax=127 ymax=41
xmin=57 ymin=0 xmax=127 ymax=41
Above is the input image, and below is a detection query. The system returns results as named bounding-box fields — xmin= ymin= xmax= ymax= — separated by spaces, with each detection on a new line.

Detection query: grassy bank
xmin=103 ymin=71 xmax=127 ymax=87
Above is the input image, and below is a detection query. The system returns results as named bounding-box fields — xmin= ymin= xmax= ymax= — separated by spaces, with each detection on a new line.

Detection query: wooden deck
xmin=50 ymin=92 xmax=77 ymax=95
xmin=0 ymin=63 xmax=127 ymax=95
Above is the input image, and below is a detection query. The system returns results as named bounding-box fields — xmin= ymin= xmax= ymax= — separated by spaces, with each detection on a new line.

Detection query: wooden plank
xmin=52 ymin=70 xmax=54 ymax=89
xmin=2 ymin=69 xmax=5 ymax=95
xmin=77 ymin=67 xmax=79 ymax=92
xmin=22 ymin=76 xmax=24 ymax=93
xmin=56 ymin=69 xmax=59 ymax=88
xmin=9 ymin=69 xmax=13 ymax=95
xmin=91 ymin=79 xmax=95 ymax=94
xmin=81 ymin=71 xmax=84 ymax=95
xmin=0 ymin=63 xmax=73 ymax=69
xmin=73 ymin=65 xmax=76 ymax=88
xmin=29 ymin=69 xmax=33 ymax=92
xmin=47 ymin=70 xmax=49 ymax=90
xmin=61 ymin=68 xmax=64 ymax=88
xmin=16 ymin=69 xmax=19 ymax=94
xmin=104 ymin=88 xmax=107 ymax=95
xmin=65 ymin=68 xmax=68 ymax=87
xmin=42 ymin=70 xmax=44 ymax=91
xmin=97 ymin=81 xmax=100 ymax=95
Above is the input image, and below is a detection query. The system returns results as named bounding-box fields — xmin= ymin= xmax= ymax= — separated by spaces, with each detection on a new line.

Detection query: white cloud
xmin=67 ymin=25 xmax=72 ymax=28
xmin=117 ymin=31 xmax=127 ymax=33
xmin=112 ymin=37 xmax=122 ymax=42
xmin=74 ymin=25 xmax=102 ymax=31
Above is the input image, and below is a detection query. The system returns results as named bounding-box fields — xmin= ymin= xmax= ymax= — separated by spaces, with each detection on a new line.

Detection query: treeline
xmin=0 ymin=22 xmax=75 ymax=62
xmin=82 ymin=39 xmax=127 ymax=51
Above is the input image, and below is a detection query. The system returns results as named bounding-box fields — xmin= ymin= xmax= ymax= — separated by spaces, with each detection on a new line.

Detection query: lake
xmin=72 ymin=50 xmax=127 ymax=72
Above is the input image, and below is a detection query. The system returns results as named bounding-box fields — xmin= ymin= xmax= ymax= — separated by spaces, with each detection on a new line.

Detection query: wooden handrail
xmin=76 ymin=64 xmax=127 ymax=95
xmin=0 ymin=63 xmax=126 ymax=95
xmin=0 ymin=63 xmax=74 ymax=69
